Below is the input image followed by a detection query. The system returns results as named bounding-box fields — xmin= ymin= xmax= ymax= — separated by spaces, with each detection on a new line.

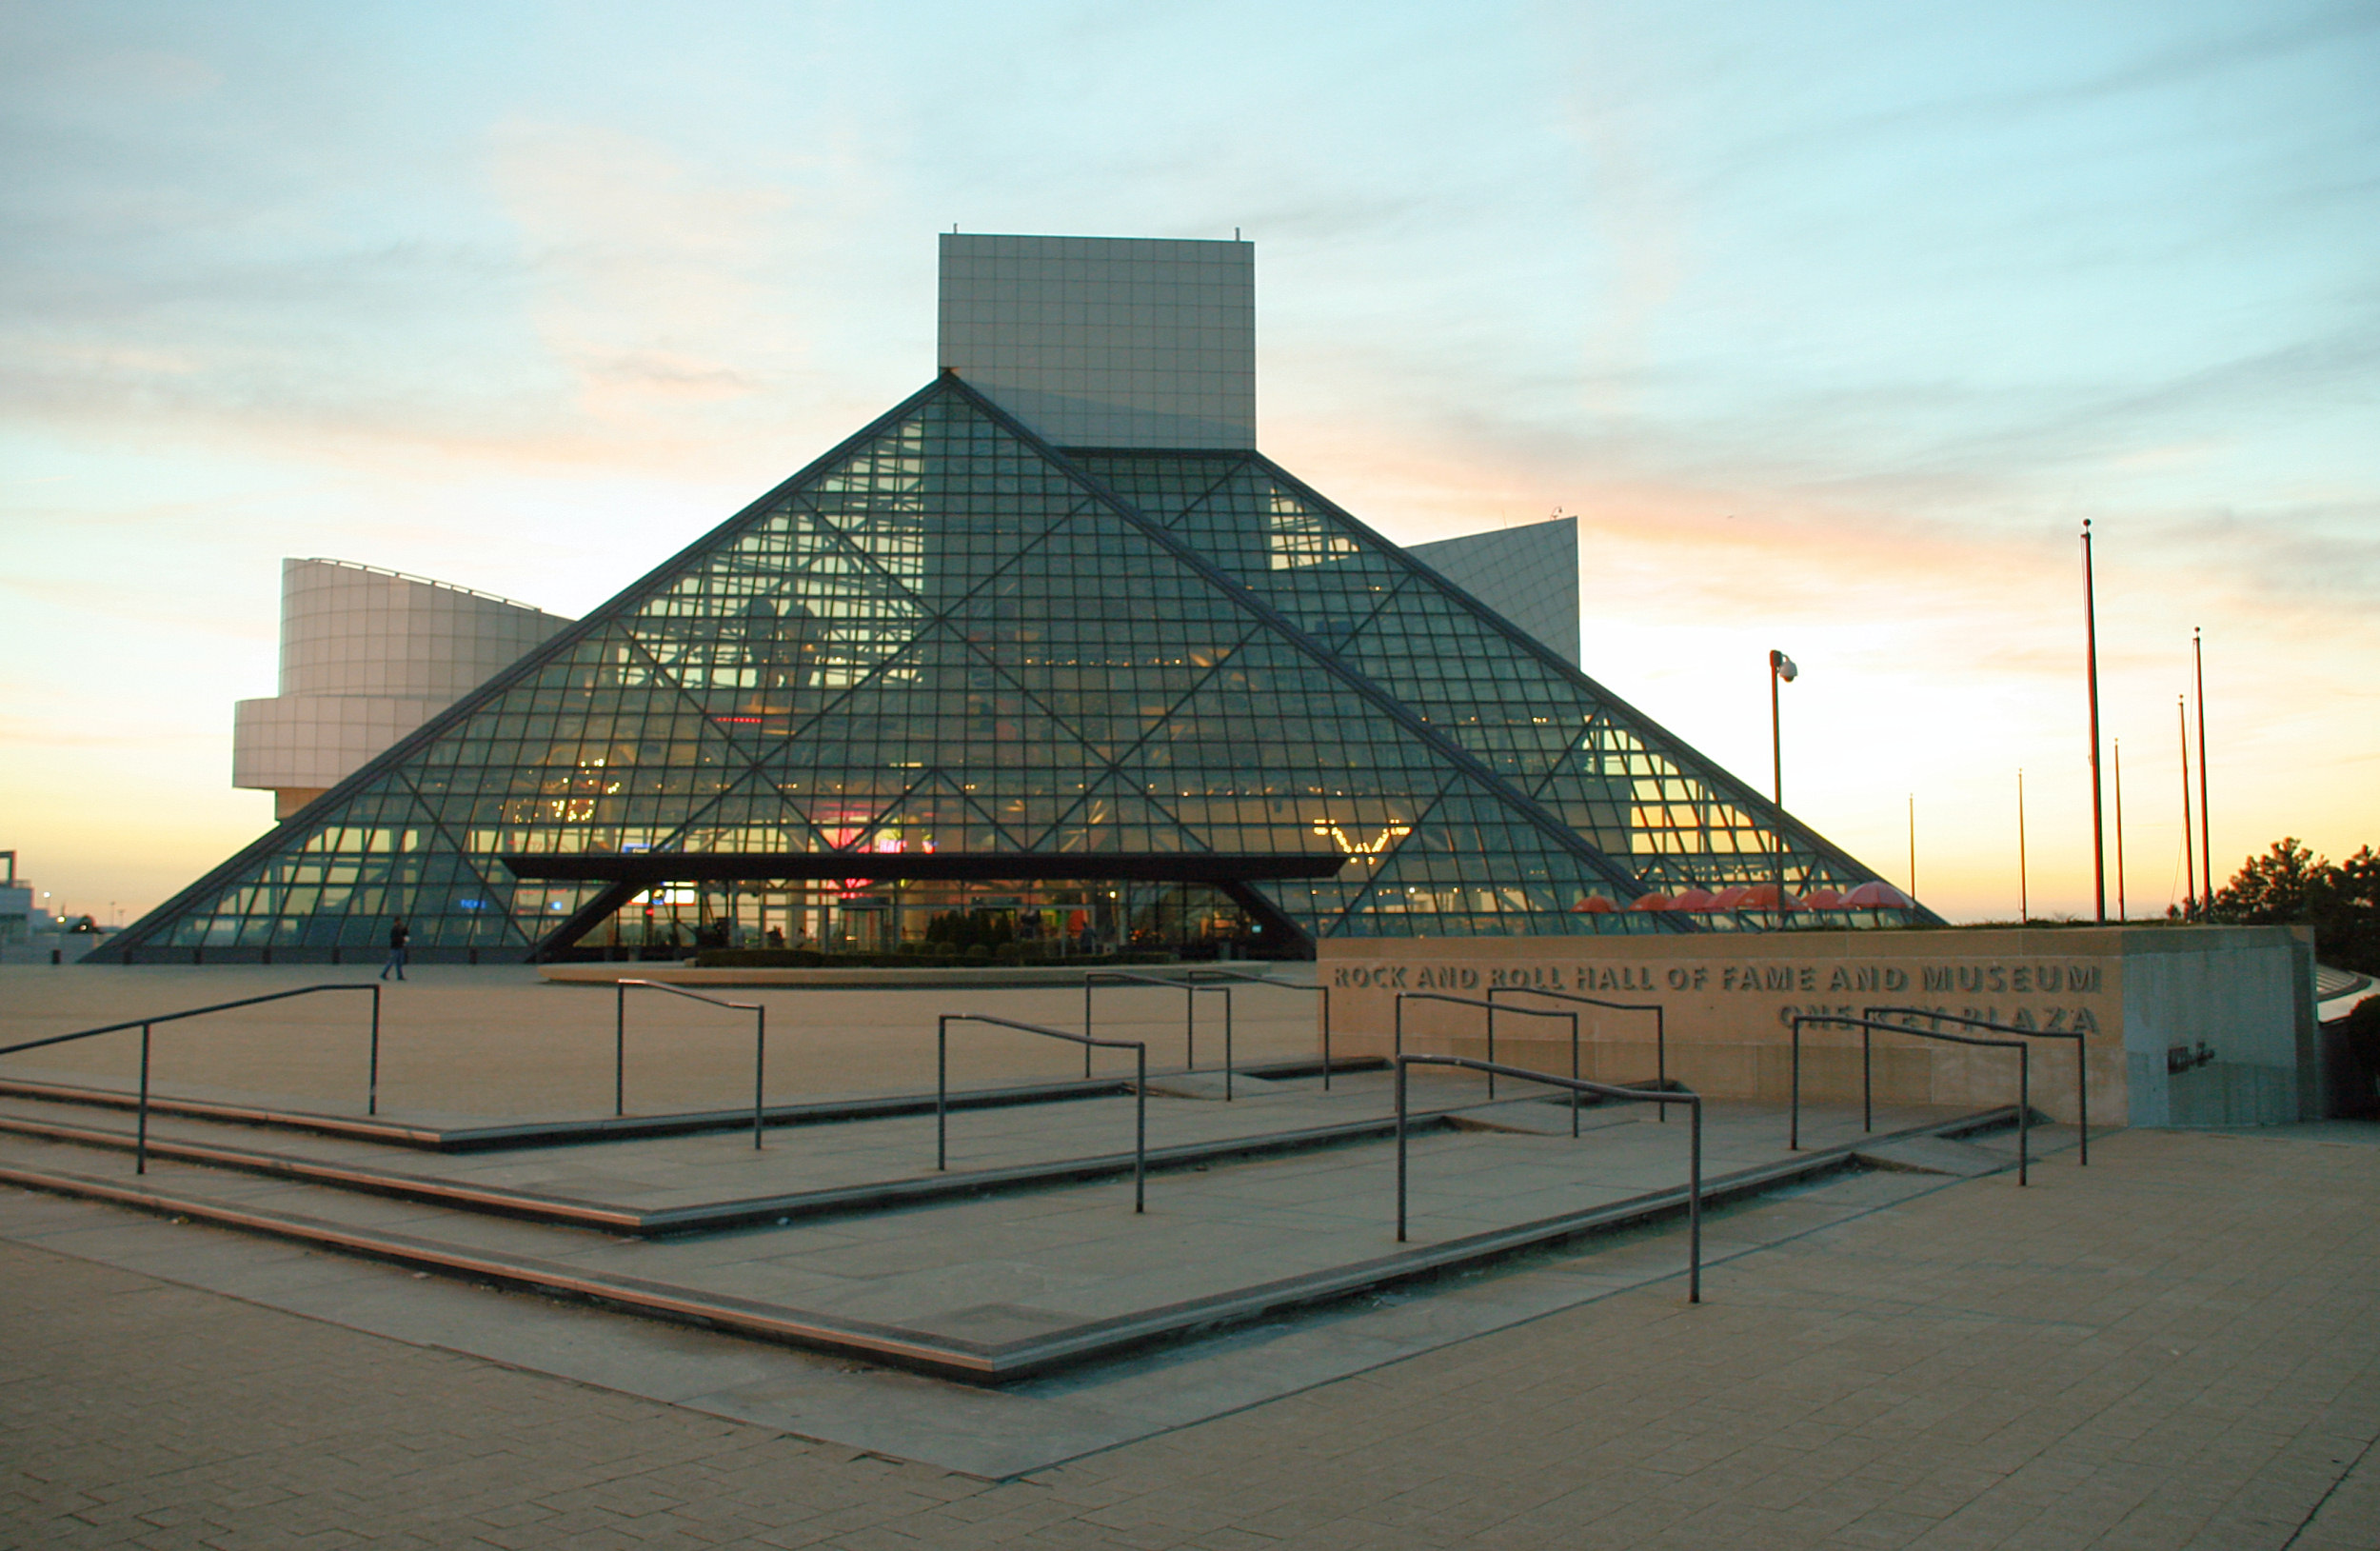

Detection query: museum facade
xmin=97 ymin=234 xmax=1925 ymax=964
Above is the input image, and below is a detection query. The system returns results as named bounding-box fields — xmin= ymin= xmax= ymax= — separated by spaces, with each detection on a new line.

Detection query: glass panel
xmin=112 ymin=380 xmax=1909 ymax=963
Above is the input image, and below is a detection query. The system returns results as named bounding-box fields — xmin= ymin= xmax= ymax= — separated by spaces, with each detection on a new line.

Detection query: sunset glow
xmin=4 ymin=2 xmax=2372 ymax=925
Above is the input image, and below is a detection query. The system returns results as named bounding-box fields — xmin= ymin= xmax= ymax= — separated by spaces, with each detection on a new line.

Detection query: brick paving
xmin=7 ymin=1124 xmax=2378 ymax=1548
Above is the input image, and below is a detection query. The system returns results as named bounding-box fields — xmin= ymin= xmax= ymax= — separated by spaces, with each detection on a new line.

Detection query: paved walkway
xmin=8 ymin=1123 xmax=2378 ymax=1548
xmin=0 ymin=965 xmax=1325 ymax=1119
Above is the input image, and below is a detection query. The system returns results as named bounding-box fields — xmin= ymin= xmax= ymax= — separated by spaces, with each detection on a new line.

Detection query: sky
xmin=3 ymin=0 xmax=2374 ymax=927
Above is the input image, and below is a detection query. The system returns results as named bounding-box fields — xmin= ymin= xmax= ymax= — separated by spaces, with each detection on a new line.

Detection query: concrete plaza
xmin=2 ymin=964 xmax=2376 ymax=1546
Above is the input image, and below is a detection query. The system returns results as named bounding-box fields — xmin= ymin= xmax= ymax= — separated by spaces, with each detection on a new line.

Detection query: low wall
xmin=1318 ymin=925 xmax=2315 ymax=1126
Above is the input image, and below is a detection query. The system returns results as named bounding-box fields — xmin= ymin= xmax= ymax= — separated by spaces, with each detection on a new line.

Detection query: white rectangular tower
xmin=938 ymin=233 xmax=1255 ymax=449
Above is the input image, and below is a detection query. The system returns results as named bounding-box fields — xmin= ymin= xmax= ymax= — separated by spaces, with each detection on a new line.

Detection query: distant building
xmin=0 ymin=851 xmax=29 ymax=947
xmin=98 ymin=233 xmax=1922 ymax=964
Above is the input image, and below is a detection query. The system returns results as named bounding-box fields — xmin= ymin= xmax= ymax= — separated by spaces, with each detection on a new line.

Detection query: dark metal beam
xmin=498 ymin=851 xmax=1350 ymax=886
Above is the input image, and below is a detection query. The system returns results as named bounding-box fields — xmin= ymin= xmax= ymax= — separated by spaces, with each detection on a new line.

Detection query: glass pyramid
xmin=105 ymin=374 xmax=1877 ymax=964
xmin=1069 ymin=450 xmax=1896 ymax=903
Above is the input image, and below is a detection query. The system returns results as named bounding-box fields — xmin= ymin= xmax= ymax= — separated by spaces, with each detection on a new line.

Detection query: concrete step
xmin=0 ymin=1103 xmax=2026 ymax=1384
xmin=1852 ymin=1136 xmax=2009 ymax=1177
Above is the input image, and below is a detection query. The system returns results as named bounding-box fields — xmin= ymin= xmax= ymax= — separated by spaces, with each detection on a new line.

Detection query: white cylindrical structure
xmin=233 ymin=559 xmax=570 ymax=819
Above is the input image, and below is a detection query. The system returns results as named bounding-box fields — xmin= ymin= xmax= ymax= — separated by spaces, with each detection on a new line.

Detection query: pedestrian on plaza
xmin=381 ymin=919 xmax=409 ymax=982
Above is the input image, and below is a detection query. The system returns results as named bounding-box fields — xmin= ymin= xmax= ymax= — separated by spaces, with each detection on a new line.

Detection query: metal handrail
xmin=0 ymin=984 xmax=382 ymax=1175
xmin=1177 ymin=970 xmax=1337 ymax=1091
xmin=1863 ymin=1005 xmax=2087 ymax=1163
xmin=613 ymin=980 xmax=766 ymax=1150
xmin=1394 ymin=1054 xmax=1703 ymax=1302
xmin=1489 ymin=985 xmax=1671 ymax=1123
xmin=1084 ymin=971 xmax=1234 ymax=1098
xmin=938 ymin=1015 xmax=1148 ymax=1212
xmin=1790 ymin=1014 xmax=2031 ymax=1184
xmin=1395 ymin=992 xmax=1579 ymax=1113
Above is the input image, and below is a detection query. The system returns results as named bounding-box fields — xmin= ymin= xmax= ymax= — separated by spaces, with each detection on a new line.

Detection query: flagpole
xmin=2084 ymin=522 xmax=2106 ymax=922
xmin=2112 ymin=738 xmax=2126 ymax=923
xmin=2178 ymin=696 xmax=2195 ymax=916
xmin=2193 ymin=627 xmax=2211 ymax=910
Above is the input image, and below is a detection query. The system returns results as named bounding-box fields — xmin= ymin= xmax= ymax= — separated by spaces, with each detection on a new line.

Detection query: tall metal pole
xmin=1769 ymin=650 xmax=1795 ymax=928
xmin=2112 ymin=738 xmax=2127 ymax=923
xmin=2017 ymin=768 xmax=2029 ymax=922
xmin=1908 ymin=793 xmax=1917 ymax=899
xmin=2083 ymin=522 xmax=2106 ymax=922
xmin=1770 ymin=655 xmax=1784 ymax=807
xmin=2178 ymin=696 xmax=2195 ymax=916
xmin=2194 ymin=627 xmax=2211 ymax=911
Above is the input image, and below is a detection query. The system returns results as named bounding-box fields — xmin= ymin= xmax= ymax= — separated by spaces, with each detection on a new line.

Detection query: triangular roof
xmin=1069 ymin=448 xmax=1924 ymax=908
xmin=103 ymin=376 xmax=1705 ymax=962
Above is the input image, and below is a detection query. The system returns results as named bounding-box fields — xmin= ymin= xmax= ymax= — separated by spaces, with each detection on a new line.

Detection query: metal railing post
xmin=1223 ymin=987 xmax=1234 ymax=1102
xmin=1861 ymin=1023 xmax=1873 ymax=1134
xmin=1863 ymin=1004 xmax=2089 ymax=1168
xmin=1656 ymin=1005 xmax=1668 ymax=1123
xmin=1320 ymin=984 xmax=1333 ymax=1091
xmin=1490 ymin=985 xmax=1671 ymax=1123
xmin=2018 ymin=1046 xmax=2030 ymax=1186
xmin=136 ymin=1023 xmax=151 ymax=1176
xmin=1391 ymin=1053 xmax=1701 ymax=1299
xmin=1397 ymin=992 xmax=1574 ymax=1104
xmin=936 ymin=1014 xmax=1147 ymax=1209
xmin=367 ymin=984 xmax=382 ymax=1117
xmin=1790 ymin=1015 xmax=1802 ymax=1151
xmin=752 ymin=1004 xmax=765 ymax=1152
xmin=1087 ymin=972 xmax=1237 ymax=1084
xmin=612 ymin=980 xmax=769 ymax=1135
xmin=1570 ymin=1010 xmax=1581 ymax=1139
xmin=1804 ymin=1013 xmax=2041 ymax=1177
xmin=1688 ymin=1094 xmax=1703 ymax=1303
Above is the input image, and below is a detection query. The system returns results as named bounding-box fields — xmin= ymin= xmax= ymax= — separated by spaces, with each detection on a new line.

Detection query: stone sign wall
xmin=1318 ymin=925 xmax=2314 ymax=1127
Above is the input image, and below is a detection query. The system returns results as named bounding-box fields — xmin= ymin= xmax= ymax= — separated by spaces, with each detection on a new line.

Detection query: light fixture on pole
xmin=1769 ymin=649 xmax=1797 ymax=928
xmin=2083 ymin=521 xmax=2106 ymax=923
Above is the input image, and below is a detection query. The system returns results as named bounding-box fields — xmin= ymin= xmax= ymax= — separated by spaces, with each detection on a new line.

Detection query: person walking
xmin=381 ymin=919 xmax=409 ymax=982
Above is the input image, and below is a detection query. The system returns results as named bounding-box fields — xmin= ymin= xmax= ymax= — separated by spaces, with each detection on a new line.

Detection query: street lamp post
xmin=1770 ymin=649 xmax=1797 ymax=929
